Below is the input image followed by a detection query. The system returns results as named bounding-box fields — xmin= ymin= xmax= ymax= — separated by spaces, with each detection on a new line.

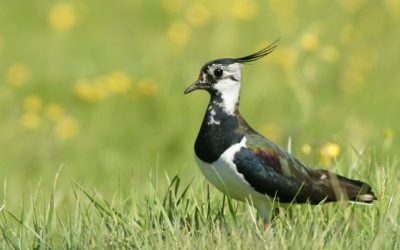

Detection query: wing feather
xmin=234 ymin=133 xmax=376 ymax=203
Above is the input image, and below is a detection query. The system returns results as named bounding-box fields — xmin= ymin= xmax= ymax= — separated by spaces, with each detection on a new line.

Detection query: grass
xmin=1 ymin=152 xmax=399 ymax=249
xmin=1 ymin=0 xmax=400 ymax=248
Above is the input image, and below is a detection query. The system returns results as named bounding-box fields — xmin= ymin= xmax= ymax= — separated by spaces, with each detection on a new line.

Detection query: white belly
xmin=194 ymin=137 xmax=264 ymax=202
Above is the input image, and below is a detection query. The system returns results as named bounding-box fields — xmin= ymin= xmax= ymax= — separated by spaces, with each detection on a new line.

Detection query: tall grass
xmin=1 ymin=152 xmax=399 ymax=249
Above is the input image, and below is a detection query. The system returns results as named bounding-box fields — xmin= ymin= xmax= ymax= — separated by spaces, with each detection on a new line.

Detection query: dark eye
xmin=214 ymin=68 xmax=223 ymax=78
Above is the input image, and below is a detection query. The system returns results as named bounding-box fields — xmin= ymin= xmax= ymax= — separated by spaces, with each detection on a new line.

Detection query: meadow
xmin=0 ymin=0 xmax=400 ymax=248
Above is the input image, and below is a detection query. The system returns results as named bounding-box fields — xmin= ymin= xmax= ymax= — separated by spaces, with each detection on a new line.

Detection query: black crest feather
xmin=234 ymin=39 xmax=279 ymax=63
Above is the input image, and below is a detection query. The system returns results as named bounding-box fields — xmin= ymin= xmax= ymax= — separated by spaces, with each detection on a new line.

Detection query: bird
xmin=184 ymin=41 xmax=376 ymax=227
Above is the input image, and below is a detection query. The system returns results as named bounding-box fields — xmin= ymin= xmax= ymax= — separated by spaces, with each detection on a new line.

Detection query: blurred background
xmin=0 ymin=0 xmax=399 ymax=207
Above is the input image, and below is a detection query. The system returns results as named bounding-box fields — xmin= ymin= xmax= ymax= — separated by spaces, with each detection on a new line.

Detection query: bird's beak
xmin=184 ymin=80 xmax=205 ymax=94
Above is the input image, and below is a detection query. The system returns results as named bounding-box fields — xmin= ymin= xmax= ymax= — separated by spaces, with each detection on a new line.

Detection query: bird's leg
xmin=263 ymin=207 xmax=279 ymax=231
xmin=254 ymin=200 xmax=274 ymax=231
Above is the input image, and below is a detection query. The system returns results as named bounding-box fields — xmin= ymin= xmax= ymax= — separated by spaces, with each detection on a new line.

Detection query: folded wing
xmin=234 ymin=133 xmax=376 ymax=204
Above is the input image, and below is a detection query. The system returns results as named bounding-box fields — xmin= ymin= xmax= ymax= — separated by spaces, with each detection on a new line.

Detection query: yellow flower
xmin=55 ymin=116 xmax=79 ymax=140
xmin=166 ymin=21 xmax=191 ymax=46
xmin=6 ymin=63 xmax=29 ymax=87
xmin=48 ymin=3 xmax=79 ymax=32
xmin=74 ymin=79 xmax=99 ymax=102
xmin=320 ymin=142 xmax=341 ymax=166
xmin=300 ymin=32 xmax=319 ymax=52
xmin=383 ymin=127 xmax=394 ymax=140
xmin=92 ymin=79 xmax=110 ymax=99
xmin=24 ymin=95 xmax=42 ymax=113
xmin=75 ymin=72 xmax=132 ymax=102
xmin=137 ymin=79 xmax=159 ymax=97
xmin=185 ymin=4 xmax=212 ymax=28
xmin=104 ymin=71 xmax=131 ymax=94
xmin=231 ymin=0 xmax=258 ymax=20
xmin=385 ymin=0 xmax=400 ymax=18
xmin=321 ymin=46 xmax=340 ymax=63
xmin=21 ymin=112 xmax=41 ymax=130
xmin=45 ymin=103 xmax=65 ymax=122
xmin=301 ymin=144 xmax=312 ymax=155
xmin=383 ymin=127 xmax=394 ymax=150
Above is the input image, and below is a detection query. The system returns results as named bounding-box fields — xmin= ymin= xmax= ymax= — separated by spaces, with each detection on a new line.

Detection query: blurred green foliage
xmin=0 ymin=0 xmax=399 ymax=207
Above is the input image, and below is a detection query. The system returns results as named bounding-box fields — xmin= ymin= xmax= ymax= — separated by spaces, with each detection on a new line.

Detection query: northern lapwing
xmin=184 ymin=41 xmax=376 ymax=227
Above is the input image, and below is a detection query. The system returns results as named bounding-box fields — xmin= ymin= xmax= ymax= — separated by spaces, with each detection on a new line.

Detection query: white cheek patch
xmin=212 ymin=63 xmax=242 ymax=115
xmin=203 ymin=63 xmax=242 ymax=115
xmin=214 ymin=78 xmax=241 ymax=115
xmin=226 ymin=63 xmax=242 ymax=82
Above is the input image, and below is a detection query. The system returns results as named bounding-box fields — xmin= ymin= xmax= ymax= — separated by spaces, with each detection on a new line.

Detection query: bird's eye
xmin=214 ymin=68 xmax=223 ymax=78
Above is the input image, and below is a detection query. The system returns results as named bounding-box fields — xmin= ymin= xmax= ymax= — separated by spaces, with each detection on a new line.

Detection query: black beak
xmin=184 ymin=80 xmax=205 ymax=94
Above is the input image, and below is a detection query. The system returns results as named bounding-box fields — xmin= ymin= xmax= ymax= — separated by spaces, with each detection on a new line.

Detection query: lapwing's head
xmin=184 ymin=41 xmax=278 ymax=114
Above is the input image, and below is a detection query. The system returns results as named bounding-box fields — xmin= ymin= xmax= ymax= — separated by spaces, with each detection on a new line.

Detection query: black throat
xmin=194 ymin=95 xmax=244 ymax=163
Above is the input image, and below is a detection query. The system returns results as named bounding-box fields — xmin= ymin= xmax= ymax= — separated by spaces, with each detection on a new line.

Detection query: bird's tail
xmin=328 ymin=172 xmax=377 ymax=204
xmin=316 ymin=169 xmax=377 ymax=204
